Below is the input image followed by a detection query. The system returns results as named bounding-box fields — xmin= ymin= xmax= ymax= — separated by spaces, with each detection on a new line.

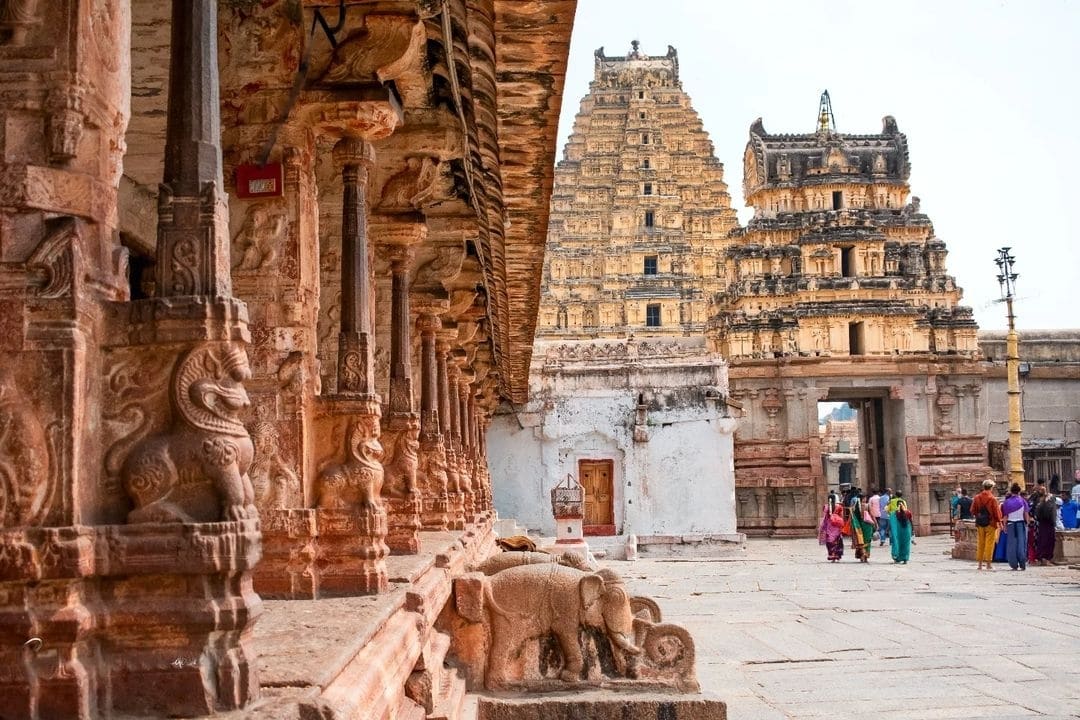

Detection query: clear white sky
xmin=555 ymin=0 xmax=1079 ymax=331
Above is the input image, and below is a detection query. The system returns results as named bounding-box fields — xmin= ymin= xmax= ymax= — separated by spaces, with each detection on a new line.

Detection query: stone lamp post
xmin=995 ymin=247 xmax=1024 ymax=490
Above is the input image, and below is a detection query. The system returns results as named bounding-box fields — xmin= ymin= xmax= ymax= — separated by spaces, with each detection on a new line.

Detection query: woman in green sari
xmin=887 ymin=490 xmax=912 ymax=563
xmin=849 ymin=489 xmax=875 ymax=562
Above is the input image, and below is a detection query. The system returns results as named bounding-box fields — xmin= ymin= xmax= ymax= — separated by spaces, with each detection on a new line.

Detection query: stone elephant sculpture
xmin=455 ymin=564 xmax=641 ymax=688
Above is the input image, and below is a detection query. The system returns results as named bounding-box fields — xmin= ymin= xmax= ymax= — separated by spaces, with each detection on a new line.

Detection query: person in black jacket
xmin=956 ymin=488 xmax=974 ymax=520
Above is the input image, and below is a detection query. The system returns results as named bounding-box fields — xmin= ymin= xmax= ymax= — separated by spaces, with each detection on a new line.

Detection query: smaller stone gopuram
xmin=718 ymin=93 xmax=997 ymax=537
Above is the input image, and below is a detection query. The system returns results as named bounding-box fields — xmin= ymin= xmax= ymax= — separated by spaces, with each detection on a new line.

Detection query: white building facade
xmin=488 ymin=338 xmax=740 ymax=546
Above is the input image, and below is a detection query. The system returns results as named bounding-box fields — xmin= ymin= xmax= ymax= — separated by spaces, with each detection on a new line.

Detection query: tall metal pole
xmin=996 ymin=248 xmax=1024 ymax=490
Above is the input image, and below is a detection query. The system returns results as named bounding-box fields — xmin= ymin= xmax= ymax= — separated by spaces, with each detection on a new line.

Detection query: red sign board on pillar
xmin=235 ymin=163 xmax=284 ymax=198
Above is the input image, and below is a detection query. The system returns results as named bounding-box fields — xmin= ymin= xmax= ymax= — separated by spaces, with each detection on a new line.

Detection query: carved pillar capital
xmin=332 ymin=136 xmax=375 ymax=171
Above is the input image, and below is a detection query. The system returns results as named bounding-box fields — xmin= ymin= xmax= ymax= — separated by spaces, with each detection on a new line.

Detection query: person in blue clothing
xmin=878 ymin=487 xmax=891 ymax=546
xmin=1060 ymin=492 xmax=1078 ymax=530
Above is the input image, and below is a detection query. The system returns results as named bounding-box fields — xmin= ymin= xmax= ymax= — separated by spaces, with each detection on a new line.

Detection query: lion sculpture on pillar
xmin=121 ymin=343 xmax=256 ymax=523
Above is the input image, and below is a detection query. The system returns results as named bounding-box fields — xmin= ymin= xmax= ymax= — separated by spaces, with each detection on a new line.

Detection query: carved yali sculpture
xmin=317 ymin=414 xmax=384 ymax=512
xmin=121 ymin=344 xmax=256 ymax=523
xmin=383 ymin=414 xmax=419 ymax=499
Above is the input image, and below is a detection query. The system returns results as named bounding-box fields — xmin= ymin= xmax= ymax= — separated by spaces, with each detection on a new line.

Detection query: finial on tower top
xmin=817 ymin=90 xmax=836 ymax=134
xmin=628 ymin=39 xmax=643 ymax=59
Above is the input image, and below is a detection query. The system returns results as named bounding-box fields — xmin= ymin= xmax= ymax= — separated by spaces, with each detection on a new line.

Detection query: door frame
xmin=578 ymin=458 xmax=616 ymax=536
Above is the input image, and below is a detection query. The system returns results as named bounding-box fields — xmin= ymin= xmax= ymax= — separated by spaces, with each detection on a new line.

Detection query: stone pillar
xmin=438 ymin=333 xmax=466 ymax=529
xmin=375 ymin=222 xmax=425 ymax=554
xmin=310 ymin=136 xmax=389 ymax=595
xmin=415 ymin=299 xmax=452 ymax=530
xmin=88 ymin=0 xmax=259 ymax=712
xmin=0 ymin=0 xmax=132 ymax=714
xmin=458 ymin=369 xmax=478 ymax=522
xmin=336 ymin=138 xmax=377 ymax=396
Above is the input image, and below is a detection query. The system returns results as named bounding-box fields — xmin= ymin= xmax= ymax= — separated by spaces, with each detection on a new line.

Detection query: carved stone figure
xmin=248 ymin=420 xmax=299 ymax=510
xmin=317 ymin=414 xmax=384 ymax=511
xmin=417 ymin=440 xmax=449 ymax=498
xmin=0 ymin=0 xmax=39 ymax=46
xmin=455 ymin=564 xmax=642 ymax=688
xmin=383 ymin=414 xmax=420 ymax=499
xmin=120 ymin=344 xmax=256 ymax=523
xmin=232 ymin=204 xmax=287 ymax=271
xmin=471 ymin=551 xmax=593 ymax=576
xmin=378 ymin=156 xmax=440 ymax=212
xmin=0 ymin=364 xmax=54 ymax=526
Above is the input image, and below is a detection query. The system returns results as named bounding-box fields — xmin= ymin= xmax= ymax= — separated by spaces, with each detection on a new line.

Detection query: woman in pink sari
xmin=818 ymin=502 xmax=845 ymax=562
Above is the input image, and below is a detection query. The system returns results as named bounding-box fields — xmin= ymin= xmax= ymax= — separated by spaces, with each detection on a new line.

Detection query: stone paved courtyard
xmin=617 ymin=535 xmax=1080 ymax=719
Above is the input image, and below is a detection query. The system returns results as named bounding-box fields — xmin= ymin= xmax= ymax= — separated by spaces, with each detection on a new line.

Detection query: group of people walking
xmin=970 ymin=478 xmax=1069 ymax=571
xmin=818 ymin=486 xmax=912 ymax=564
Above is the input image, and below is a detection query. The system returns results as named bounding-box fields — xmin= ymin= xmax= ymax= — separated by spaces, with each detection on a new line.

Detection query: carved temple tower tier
xmin=718 ymin=97 xmax=995 ymax=537
xmin=537 ymin=43 xmax=738 ymax=340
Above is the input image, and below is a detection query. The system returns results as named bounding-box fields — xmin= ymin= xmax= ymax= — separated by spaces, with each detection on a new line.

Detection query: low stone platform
xmin=542 ymin=533 xmax=745 ymax=561
xmin=952 ymin=519 xmax=1080 ymax=563
xmin=476 ymin=692 xmax=726 ymax=720
xmin=214 ymin=515 xmax=496 ymax=720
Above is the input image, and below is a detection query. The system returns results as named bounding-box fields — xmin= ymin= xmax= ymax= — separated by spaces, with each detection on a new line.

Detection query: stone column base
xmin=0 ymin=520 xmax=261 ymax=718
xmin=255 ymin=509 xmax=320 ymax=599
xmin=420 ymin=495 xmax=452 ymax=531
xmin=386 ymin=495 xmax=422 ymax=554
xmin=316 ymin=508 xmax=389 ymax=595
xmin=443 ymin=491 xmax=465 ymax=530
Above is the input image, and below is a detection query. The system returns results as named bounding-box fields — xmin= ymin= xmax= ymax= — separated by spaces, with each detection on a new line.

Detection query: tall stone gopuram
xmin=537 ymin=41 xmax=738 ymax=339
xmin=720 ymin=94 xmax=996 ymax=537
xmin=490 ymin=43 xmax=740 ymax=547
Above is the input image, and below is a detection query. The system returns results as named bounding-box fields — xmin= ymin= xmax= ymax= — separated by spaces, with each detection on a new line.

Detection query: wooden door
xmin=580 ymin=459 xmax=614 ymax=529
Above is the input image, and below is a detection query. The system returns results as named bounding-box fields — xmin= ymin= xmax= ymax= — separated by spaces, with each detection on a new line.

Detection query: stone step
xmin=425 ymin=631 xmax=453 ymax=701
xmin=429 ymin=666 xmax=468 ymax=720
xmin=397 ymin=700 xmax=428 ymax=720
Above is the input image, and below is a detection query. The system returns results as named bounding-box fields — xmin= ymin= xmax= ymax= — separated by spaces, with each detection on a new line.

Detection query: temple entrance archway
xmin=818 ymin=390 xmax=906 ymax=500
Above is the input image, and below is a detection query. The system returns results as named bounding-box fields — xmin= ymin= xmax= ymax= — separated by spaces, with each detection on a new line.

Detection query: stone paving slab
xmin=608 ymin=535 xmax=1080 ymax=720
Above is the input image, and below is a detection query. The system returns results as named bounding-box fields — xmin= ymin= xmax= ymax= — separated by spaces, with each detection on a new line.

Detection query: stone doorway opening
xmin=819 ymin=389 xmax=905 ymax=499
xmin=579 ymin=459 xmax=616 ymax=536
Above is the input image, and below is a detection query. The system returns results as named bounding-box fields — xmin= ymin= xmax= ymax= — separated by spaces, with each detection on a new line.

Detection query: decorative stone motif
xmin=0 ymin=364 xmax=57 ymax=527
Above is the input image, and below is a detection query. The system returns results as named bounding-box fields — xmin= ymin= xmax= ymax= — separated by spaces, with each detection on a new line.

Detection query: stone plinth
xmin=254 ymin=508 xmax=319 ymax=599
xmin=956 ymin=523 xmax=1080 ymax=565
xmin=316 ymin=507 xmax=389 ymax=596
xmin=0 ymin=519 xmax=261 ymax=718
xmin=951 ymin=519 xmax=978 ymax=560
xmin=233 ymin=520 xmax=496 ymax=719
xmin=477 ymin=693 xmax=727 ymax=720
xmin=385 ymin=495 xmax=422 ymax=554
